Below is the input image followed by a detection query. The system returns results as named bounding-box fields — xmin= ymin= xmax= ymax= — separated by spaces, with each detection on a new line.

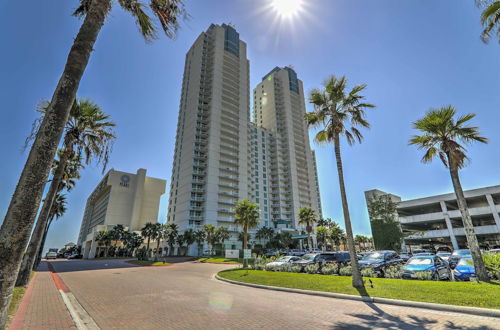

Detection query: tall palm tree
xmin=305 ymin=75 xmax=374 ymax=289
xmin=410 ymin=106 xmax=489 ymax=282
xmin=126 ymin=232 xmax=144 ymax=257
xmin=476 ymin=0 xmax=500 ymax=43
xmin=16 ymin=99 xmax=115 ymax=287
xmin=141 ymin=222 xmax=156 ymax=257
xmin=182 ymin=229 xmax=195 ymax=256
xmin=255 ymin=226 xmax=274 ymax=244
xmin=0 ymin=3 xmax=186 ymax=322
xmin=329 ymin=221 xmax=345 ymax=251
xmin=165 ymin=223 xmax=179 ymax=256
xmin=151 ymin=223 xmax=166 ymax=261
xmin=215 ymin=226 xmax=230 ymax=252
xmin=234 ymin=200 xmax=260 ymax=267
xmin=110 ymin=224 xmax=127 ymax=252
xmin=193 ymin=230 xmax=206 ymax=256
xmin=298 ymin=207 xmax=317 ymax=250
xmin=202 ymin=225 xmax=217 ymax=256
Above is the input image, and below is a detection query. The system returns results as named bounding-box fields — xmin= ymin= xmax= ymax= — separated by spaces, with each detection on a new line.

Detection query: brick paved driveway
xmin=47 ymin=259 xmax=498 ymax=329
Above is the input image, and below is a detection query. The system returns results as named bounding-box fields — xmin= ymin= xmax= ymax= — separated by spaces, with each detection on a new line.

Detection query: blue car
xmin=358 ymin=251 xmax=402 ymax=276
xmin=402 ymin=255 xmax=451 ymax=280
xmin=453 ymin=257 xmax=476 ymax=281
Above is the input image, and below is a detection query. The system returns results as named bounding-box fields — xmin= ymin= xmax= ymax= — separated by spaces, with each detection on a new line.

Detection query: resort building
xmin=365 ymin=186 xmax=500 ymax=250
xmin=78 ymin=168 xmax=166 ymax=258
xmin=167 ymin=23 xmax=322 ymax=254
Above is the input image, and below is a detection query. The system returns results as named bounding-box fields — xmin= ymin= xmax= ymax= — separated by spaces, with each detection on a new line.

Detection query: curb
xmin=215 ymin=274 xmax=500 ymax=318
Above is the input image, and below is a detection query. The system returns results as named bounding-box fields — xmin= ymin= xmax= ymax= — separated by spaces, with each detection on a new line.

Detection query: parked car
xmin=452 ymin=257 xmax=476 ymax=281
xmin=399 ymin=253 xmax=412 ymax=262
xmin=358 ymin=251 xmax=403 ymax=276
xmin=45 ymin=251 xmax=57 ymax=259
xmin=402 ymin=255 xmax=450 ymax=280
xmin=488 ymin=248 xmax=500 ymax=254
xmin=293 ymin=252 xmax=351 ymax=268
xmin=449 ymin=249 xmax=471 ymax=267
xmin=436 ymin=252 xmax=451 ymax=262
xmin=264 ymin=249 xmax=282 ymax=257
xmin=309 ymin=248 xmax=322 ymax=253
xmin=67 ymin=254 xmax=83 ymax=259
xmin=266 ymin=256 xmax=302 ymax=267
xmin=436 ymin=246 xmax=452 ymax=253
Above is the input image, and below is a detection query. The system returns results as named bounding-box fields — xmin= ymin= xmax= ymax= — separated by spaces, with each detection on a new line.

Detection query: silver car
xmin=266 ymin=256 xmax=302 ymax=267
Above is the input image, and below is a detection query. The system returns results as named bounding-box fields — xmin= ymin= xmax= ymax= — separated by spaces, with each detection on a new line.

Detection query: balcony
xmin=219 ymin=191 xmax=238 ymax=197
xmin=191 ymin=188 xmax=205 ymax=193
xmin=190 ymin=206 xmax=204 ymax=212
xmin=193 ymin=153 xmax=207 ymax=160
xmin=220 ymin=158 xmax=238 ymax=165
xmin=219 ymin=182 xmax=238 ymax=189
xmin=189 ymin=215 xmax=204 ymax=221
xmin=191 ymin=196 xmax=205 ymax=202
xmin=219 ymin=174 xmax=238 ymax=181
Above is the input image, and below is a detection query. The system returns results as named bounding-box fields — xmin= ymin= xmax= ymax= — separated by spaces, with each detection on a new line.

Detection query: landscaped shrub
xmin=290 ymin=265 xmax=302 ymax=273
xmin=136 ymin=247 xmax=149 ymax=261
xmin=304 ymin=264 xmax=319 ymax=274
xmin=415 ymin=271 xmax=434 ymax=281
xmin=265 ymin=264 xmax=277 ymax=272
xmin=339 ymin=265 xmax=352 ymax=276
xmin=361 ymin=268 xmax=376 ymax=277
xmin=321 ymin=263 xmax=339 ymax=275
xmin=483 ymin=252 xmax=500 ymax=280
xmin=278 ymin=264 xmax=292 ymax=272
xmin=384 ymin=264 xmax=403 ymax=279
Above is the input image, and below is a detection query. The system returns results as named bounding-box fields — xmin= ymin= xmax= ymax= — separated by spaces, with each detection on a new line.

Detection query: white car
xmin=45 ymin=251 xmax=57 ymax=259
xmin=266 ymin=256 xmax=302 ymax=267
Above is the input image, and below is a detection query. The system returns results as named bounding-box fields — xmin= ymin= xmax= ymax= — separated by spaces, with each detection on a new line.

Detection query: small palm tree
xmin=95 ymin=230 xmax=112 ymax=257
xmin=16 ymin=99 xmax=115 ymax=286
xmin=176 ymin=234 xmax=186 ymax=256
xmin=255 ymin=226 xmax=274 ymax=244
xmin=165 ymin=223 xmax=178 ymax=256
xmin=111 ymin=224 xmax=127 ymax=249
xmin=215 ymin=227 xmax=230 ymax=252
xmin=193 ymin=230 xmax=206 ymax=256
xmin=141 ymin=222 xmax=156 ymax=256
xmin=151 ymin=223 xmax=167 ymax=261
xmin=316 ymin=226 xmax=329 ymax=251
xmin=234 ymin=200 xmax=260 ymax=267
xmin=476 ymin=0 xmax=500 ymax=43
xmin=202 ymin=225 xmax=217 ymax=256
xmin=410 ymin=106 xmax=489 ymax=282
xmin=298 ymin=207 xmax=317 ymax=250
xmin=329 ymin=221 xmax=346 ymax=251
xmin=183 ymin=229 xmax=195 ymax=256
xmin=0 ymin=2 xmax=187 ymax=322
xmin=305 ymin=75 xmax=374 ymax=289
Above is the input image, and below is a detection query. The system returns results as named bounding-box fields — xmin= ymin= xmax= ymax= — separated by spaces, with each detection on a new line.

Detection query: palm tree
xmin=202 ymin=225 xmax=217 ymax=256
xmin=176 ymin=234 xmax=186 ymax=256
xmin=410 ymin=106 xmax=489 ymax=282
xmin=0 ymin=3 xmax=186 ymax=322
xmin=298 ymin=207 xmax=317 ymax=250
xmin=16 ymin=99 xmax=115 ymax=287
xmin=316 ymin=226 xmax=329 ymax=251
xmin=329 ymin=221 xmax=345 ymax=251
xmin=95 ymin=230 xmax=112 ymax=258
xmin=165 ymin=223 xmax=178 ymax=256
xmin=151 ymin=223 xmax=166 ymax=261
xmin=110 ymin=224 xmax=127 ymax=255
xmin=305 ymin=75 xmax=374 ymax=289
xmin=141 ymin=222 xmax=156 ymax=257
xmin=215 ymin=227 xmax=230 ymax=253
xmin=182 ymin=229 xmax=195 ymax=256
xmin=476 ymin=0 xmax=500 ymax=43
xmin=255 ymin=226 xmax=274 ymax=245
xmin=193 ymin=230 xmax=206 ymax=256
xmin=234 ymin=200 xmax=260 ymax=267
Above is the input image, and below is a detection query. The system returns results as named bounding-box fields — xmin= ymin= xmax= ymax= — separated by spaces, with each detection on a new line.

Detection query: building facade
xmin=365 ymin=186 xmax=500 ymax=250
xmin=167 ymin=24 xmax=322 ymax=253
xmin=78 ymin=168 xmax=166 ymax=258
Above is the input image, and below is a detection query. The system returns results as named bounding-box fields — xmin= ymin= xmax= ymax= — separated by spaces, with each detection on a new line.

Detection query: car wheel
xmin=432 ymin=272 xmax=439 ymax=281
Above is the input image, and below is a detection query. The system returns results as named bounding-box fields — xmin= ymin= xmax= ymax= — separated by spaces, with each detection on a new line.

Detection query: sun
xmin=271 ymin=0 xmax=303 ymax=19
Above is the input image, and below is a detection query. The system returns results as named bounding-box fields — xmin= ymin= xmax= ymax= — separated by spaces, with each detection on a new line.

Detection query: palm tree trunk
xmin=147 ymin=237 xmax=151 ymax=258
xmin=16 ymin=151 xmax=70 ymax=287
xmin=448 ymin=160 xmax=490 ymax=282
xmin=243 ymin=229 xmax=248 ymax=268
xmin=0 ymin=1 xmax=111 ymax=325
xmin=334 ymin=135 xmax=364 ymax=289
xmin=155 ymin=240 xmax=160 ymax=261
xmin=34 ymin=219 xmax=53 ymax=270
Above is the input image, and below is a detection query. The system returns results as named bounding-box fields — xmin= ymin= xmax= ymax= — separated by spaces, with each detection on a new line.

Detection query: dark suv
xmin=293 ymin=252 xmax=351 ymax=268
xmin=358 ymin=250 xmax=402 ymax=276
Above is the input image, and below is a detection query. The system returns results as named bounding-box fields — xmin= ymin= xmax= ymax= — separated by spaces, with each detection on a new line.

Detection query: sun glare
xmin=271 ymin=0 xmax=303 ymax=19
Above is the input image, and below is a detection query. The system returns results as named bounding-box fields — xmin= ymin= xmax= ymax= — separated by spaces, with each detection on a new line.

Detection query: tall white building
xmin=167 ymin=24 xmax=322 ymax=252
xmin=78 ymin=168 xmax=166 ymax=258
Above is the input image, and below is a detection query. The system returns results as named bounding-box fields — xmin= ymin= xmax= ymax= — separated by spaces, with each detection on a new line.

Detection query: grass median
xmin=218 ymin=269 xmax=500 ymax=309
xmin=197 ymin=257 xmax=242 ymax=264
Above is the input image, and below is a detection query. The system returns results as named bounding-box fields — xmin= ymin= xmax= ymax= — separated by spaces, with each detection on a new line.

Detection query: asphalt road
xmin=49 ymin=259 xmax=499 ymax=329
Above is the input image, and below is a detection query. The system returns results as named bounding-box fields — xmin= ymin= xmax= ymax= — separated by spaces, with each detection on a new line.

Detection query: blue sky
xmin=1 ymin=0 xmax=499 ymax=252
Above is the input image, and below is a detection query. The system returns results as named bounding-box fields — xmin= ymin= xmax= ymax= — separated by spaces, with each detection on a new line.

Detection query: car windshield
xmin=363 ymin=252 xmax=384 ymax=261
xmin=301 ymin=254 xmax=316 ymax=261
xmin=408 ymin=257 xmax=433 ymax=265
xmin=458 ymin=258 xmax=474 ymax=266
xmin=437 ymin=253 xmax=450 ymax=256
xmin=276 ymin=257 xmax=291 ymax=262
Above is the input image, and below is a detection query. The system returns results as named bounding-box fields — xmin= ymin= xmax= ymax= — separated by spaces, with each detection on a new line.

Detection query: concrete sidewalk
xmin=9 ymin=262 xmax=76 ymax=330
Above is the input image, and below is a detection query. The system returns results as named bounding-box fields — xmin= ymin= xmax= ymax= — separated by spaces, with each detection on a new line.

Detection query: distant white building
xmin=78 ymin=168 xmax=166 ymax=258
xmin=365 ymin=186 xmax=500 ymax=250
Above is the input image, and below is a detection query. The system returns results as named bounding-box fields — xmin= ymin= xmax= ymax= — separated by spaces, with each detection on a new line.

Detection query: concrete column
xmin=88 ymin=240 xmax=98 ymax=259
xmin=440 ymin=201 xmax=459 ymax=250
xmin=485 ymin=194 xmax=500 ymax=232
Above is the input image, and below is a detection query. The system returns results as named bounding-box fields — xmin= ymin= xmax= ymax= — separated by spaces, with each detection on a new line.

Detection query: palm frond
xmin=149 ymin=0 xmax=187 ymax=39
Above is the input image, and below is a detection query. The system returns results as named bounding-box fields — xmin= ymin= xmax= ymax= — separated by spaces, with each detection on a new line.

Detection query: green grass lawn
xmin=197 ymin=257 xmax=242 ymax=264
xmin=8 ymin=286 xmax=26 ymax=320
xmin=127 ymin=260 xmax=172 ymax=266
xmin=218 ymin=269 xmax=500 ymax=309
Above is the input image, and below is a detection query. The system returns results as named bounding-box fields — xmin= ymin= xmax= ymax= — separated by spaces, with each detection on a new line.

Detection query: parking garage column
xmin=485 ymin=194 xmax=500 ymax=232
xmin=440 ymin=201 xmax=459 ymax=250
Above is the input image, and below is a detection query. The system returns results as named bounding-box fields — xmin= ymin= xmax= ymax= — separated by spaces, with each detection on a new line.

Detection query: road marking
xmin=47 ymin=262 xmax=101 ymax=330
